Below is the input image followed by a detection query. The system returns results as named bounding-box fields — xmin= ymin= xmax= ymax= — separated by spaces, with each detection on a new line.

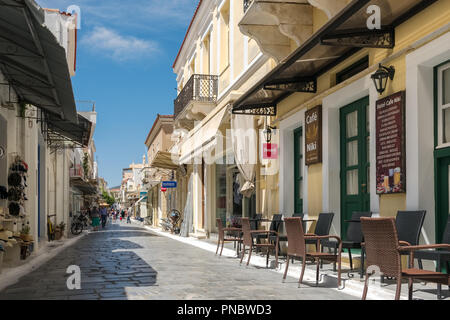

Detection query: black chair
xmin=255 ymin=214 xmax=283 ymax=253
xmin=250 ymin=214 xmax=263 ymax=231
xmin=306 ymin=213 xmax=334 ymax=249
xmin=322 ymin=211 xmax=372 ymax=277
xmin=415 ymin=215 xmax=450 ymax=299
xmin=396 ymin=210 xmax=426 ymax=249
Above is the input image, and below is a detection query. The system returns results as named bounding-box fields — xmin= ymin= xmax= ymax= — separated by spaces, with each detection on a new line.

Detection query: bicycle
xmin=47 ymin=214 xmax=57 ymax=241
xmin=70 ymin=211 xmax=89 ymax=236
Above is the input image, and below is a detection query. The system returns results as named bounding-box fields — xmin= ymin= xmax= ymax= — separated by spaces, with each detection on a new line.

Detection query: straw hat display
xmin=0 ymin=230 xmax=16 ymax=247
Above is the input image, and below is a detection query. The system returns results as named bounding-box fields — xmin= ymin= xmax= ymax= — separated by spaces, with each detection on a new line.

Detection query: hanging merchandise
xmin=8 ymin=173 xmax=22 ymax=187
xmin=7 ymin=155 xmax=28 ymax=218
xmin=8 ymin=202 xmax=20 ymax=216
xmin=0 ymin=186 xmax=7 ymax=200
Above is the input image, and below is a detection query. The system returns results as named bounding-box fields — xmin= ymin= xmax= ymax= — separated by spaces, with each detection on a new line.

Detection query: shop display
xmin=6 ymin=155 xmax=28 ymax=219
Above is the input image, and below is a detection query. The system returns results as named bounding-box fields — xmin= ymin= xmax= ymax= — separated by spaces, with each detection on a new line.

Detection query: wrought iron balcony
xmin=174 ymin=74 xmax=218 ymax=119
xmin=244 ymin=0 xmax=254 ymax=13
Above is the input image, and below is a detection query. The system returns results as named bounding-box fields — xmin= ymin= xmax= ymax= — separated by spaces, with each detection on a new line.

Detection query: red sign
xmin=161 ymin=187 xmax=167 ymax=193
xmin=263 ymin=143 xmax=278 ymax=159
xmin=376 ymin=91 xmax=406 ymax=194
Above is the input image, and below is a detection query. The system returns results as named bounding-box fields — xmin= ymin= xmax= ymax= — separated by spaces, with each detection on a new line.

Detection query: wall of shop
xmin=273 ymin=0 xmax=449 ymax=240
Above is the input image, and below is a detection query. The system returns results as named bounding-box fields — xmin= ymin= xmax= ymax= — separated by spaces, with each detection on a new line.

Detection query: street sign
xmin=162 ymin=181 xmax=177 ymax=188
xmin=161 ymin=187 xmax=167 ymax=193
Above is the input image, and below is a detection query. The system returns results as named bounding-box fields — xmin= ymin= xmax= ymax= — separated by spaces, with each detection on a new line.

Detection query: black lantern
xmin=371 ymin=64 xmax=395 ymax=95
xmin=263 ymin=126 xmax=276 ymax=143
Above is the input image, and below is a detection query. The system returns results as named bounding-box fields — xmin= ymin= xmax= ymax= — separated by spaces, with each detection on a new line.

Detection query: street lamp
xmin=263 ymin=126 xmax=276 ymax=144
xmin=371 ymin=63 xmax=395 ymax=95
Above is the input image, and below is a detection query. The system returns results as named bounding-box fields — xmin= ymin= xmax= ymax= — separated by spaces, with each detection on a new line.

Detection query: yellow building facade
xmin=233 ymin=0 xmax=450 ymax=245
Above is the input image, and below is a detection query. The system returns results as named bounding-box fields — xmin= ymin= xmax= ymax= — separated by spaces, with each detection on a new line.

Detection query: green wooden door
xmin=340 ymin=97 xmax=370 ymax=238
xmin=294 ymin=127 xmax=303 ymax=214
xmin=435 ymin=153 xmax=450 ymax=243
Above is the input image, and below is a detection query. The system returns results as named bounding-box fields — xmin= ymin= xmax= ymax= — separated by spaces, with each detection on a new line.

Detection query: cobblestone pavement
xmin=0 ymin=223 xmax=356 ymax=300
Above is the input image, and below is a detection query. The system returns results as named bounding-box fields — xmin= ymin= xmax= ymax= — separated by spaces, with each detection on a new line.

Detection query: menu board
xmin=305 ymin=105 xmax=322 ymax=165
xmin=376 ymin=91 xmax=406 ymax=194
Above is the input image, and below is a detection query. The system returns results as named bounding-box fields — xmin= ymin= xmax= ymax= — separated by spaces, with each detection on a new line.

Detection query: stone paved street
xmin=0 ymin=222 xmax=356 ymax=300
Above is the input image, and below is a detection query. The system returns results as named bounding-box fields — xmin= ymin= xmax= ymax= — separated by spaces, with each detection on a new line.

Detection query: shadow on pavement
xmin=0 ymin=226 xmax=159 ymax=300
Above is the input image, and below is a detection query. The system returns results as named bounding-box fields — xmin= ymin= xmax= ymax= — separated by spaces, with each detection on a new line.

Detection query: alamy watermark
xmin=66 ymin=5 xmax=81 ymax=30
xmin=66 ymin=265 xmax=81 ymax=290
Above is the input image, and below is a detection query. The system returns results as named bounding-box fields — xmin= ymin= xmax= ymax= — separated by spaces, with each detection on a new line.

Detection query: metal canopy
xmin=0 ymin=0 xmax=78 ymax=123
xmin=43 ymin=112 xmax=93 ymax=149
xmin=232 ymin=0 xmax=437 ymax=116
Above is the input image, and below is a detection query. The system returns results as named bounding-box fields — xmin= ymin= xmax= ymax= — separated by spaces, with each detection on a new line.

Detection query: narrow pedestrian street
xmin=0 ymin=222 xmax=355 ymax=300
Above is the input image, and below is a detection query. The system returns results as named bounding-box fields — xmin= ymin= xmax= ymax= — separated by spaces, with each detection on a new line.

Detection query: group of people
xmin=88 ymin=207 xmax=132 ymax=231
xmin=111 ymin=209 xmax=132 ymax=224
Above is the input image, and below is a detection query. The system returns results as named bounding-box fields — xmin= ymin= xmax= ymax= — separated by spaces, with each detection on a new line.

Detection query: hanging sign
xmin=263 ymin=143 xmax=278 ymax=159
xmin=305 ymin=105 xmax=322 ymax=165
xmin=162 ymin=181 xmax=177 ymax=189
xmin=0 ymin=146 xmax=4 ymax=159
xmin=376 ymin=91 xmax=406 ymax=194
xmin=161 ymin=187 xmax=167 ymax=193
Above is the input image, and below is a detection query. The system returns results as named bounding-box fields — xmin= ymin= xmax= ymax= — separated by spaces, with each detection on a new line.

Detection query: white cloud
xmin=81 ymin=26 xmax=159 ymax=61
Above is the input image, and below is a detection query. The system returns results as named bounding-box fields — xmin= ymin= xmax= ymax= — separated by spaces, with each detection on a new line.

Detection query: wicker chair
xmin=415 ymin=215 xmax=450 ymax=299
xmin=282 ymin=217 xmax=342 ymax=287
xmin=216 ymin=218 xmax=242 ymax=257
xmin=239 ymin=217 xmax=279 ymax=268
xmin=360 ymin=217 xmax=450 ymax=300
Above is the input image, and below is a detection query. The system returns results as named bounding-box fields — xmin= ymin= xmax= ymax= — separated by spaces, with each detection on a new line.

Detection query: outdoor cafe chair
xmin=282 ymin=217 xmax=342 ymax=287
xmin=360 ymin=217 xmax=450 ymax=300
xmin=255 ymin=214 xmax=283 ymax=253
xmin=240 ymin=218 xmax=279 ymax=268
xmin=415 ymin=215 xmax=450 ymax=299
xmin=380 ymin=210 xmax=427 ymax=282
xmin=305 ymin=212 xmax=334 ymax=251
xmin=216 ymin=218 xmax=242 ymax=257
xmin=322 ymin=212 xmax=372 ymax=277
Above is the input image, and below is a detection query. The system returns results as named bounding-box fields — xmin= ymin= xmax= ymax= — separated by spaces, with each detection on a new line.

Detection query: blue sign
xmin=162 ymin=181 xmax=177 ymax=188
xmin=140 ymin=192 xmax=147 ymax=197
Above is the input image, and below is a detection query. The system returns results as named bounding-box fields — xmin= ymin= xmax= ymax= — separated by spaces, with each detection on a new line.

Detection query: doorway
xmin=294 ymin=127 xmax=303 ymax=214
xmin=435 ymin=154 xmax=450 ymax=243
xmin=340 ymin=96 xmax=370 ymax=238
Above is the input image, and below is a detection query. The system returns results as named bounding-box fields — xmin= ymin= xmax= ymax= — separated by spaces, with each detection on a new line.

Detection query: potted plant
xmin=54 ymin=222 xmax=65 ymax=240
xmin=20 ymin=225 xmax=32 ymax=242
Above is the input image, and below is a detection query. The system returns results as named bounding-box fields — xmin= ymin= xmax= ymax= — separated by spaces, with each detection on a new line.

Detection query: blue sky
xmin=37 ymin=0 xmax=198 ymax=188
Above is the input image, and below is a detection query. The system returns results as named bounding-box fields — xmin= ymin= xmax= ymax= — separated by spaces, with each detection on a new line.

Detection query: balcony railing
xmin=174 ymin=74 xmax=218 ymax=119
xmin=70 ymin=165 xmax=83 ymax=179
xmin=244 ymin=0 xmax=254 ymax=13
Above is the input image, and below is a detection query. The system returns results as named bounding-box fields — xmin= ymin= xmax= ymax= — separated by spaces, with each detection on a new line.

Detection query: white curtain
xmin=180 ymin=174 xmax=194 ymax=237
xmin=231 ymin=114 xmax=257 ymax=198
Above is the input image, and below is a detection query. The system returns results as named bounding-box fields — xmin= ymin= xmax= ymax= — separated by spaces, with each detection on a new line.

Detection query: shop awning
xmin=179 ymin=105 xmax=229 ymax=163
xmin=72 ymin=182 xmax=98 ymax=196
xmin=0 ymin=0 xmax=78 ymax=123
xmin=232 ymin=0 xmax=437 ymax=116
xmin=44 ymin=112 xmax=93 ymax=148
xmin=133 ymin=196 xmax=147 ymax=207
xmin=150 ymin=151 xmax=179 ymax=170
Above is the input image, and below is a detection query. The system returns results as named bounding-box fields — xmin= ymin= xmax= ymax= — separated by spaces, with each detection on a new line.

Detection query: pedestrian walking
xmin=91 ymin=206 xmax=100 ymax=231
xmin=100 ymin=206 xmax=108 ymax=229
xmin=127 ymin=211 xmax=131 ymax=224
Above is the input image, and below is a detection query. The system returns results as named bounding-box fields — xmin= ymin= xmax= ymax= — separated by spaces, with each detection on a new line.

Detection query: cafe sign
xmin=376 ymin=91 xmax=406 ymax=194
xmin=305 ymin=105 xmax=322 ymax=165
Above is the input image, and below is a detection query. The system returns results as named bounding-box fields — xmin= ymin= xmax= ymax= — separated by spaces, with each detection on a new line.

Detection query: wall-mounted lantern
xmin=371 ymin=63 xmax=395 ymax=95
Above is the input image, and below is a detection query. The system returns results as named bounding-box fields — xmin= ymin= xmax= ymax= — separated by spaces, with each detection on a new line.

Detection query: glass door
xmin=294 ymin=127 xmax=303 ymax=214
xmin=340 ymin=97 xmax=370 ymax=238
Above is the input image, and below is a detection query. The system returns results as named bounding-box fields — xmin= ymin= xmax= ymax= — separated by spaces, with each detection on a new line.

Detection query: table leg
xmin=437 ymin=256 xmax=442 ymax=300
